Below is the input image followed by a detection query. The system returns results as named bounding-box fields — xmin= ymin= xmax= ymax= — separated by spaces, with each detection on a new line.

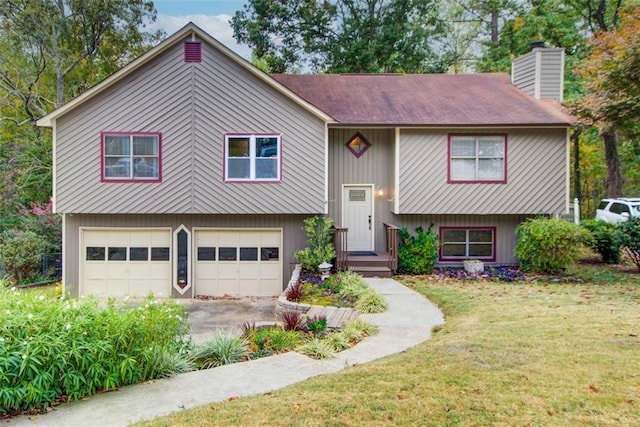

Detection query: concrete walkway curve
xmin=8 ymin=278 xmax=445 ymax=427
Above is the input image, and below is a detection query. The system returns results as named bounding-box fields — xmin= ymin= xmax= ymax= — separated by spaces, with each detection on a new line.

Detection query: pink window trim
xmin=447 ymin=133 xmax=507 ymax=184
xmin=439 ymin=226 xmax=497 ymax=262
xmin=100 ymin=131 xmax=162 ymax=183
xmin=222 ymin=132 xmax=283 ymax=184
xmin=345 ymin=131 xmax=371 ymax=158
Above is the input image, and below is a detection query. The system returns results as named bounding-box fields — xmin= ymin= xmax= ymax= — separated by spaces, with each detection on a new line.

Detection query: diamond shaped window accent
xmin=345 ymin=132 xmax=371 ymax=158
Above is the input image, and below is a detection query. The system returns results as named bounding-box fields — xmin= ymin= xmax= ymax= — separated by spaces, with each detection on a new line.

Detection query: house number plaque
xmin=349 ymin=190 xmax=366 ymax=202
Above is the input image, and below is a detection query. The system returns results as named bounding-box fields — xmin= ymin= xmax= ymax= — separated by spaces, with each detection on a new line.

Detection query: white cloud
xmin=150 ymin=14 xmax=252 ymax=60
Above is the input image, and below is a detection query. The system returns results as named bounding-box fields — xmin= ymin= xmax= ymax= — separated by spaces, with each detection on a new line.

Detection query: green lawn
xmin=137 ymin=259 xmax=638 ymax=426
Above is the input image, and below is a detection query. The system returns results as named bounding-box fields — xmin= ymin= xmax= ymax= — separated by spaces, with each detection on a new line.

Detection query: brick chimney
xmin=512 ymin=44 xmax=565 ymax=101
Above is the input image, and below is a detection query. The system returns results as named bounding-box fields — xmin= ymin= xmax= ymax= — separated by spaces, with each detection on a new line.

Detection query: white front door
xmin=342 ymin=185 xmax=374 ymax=251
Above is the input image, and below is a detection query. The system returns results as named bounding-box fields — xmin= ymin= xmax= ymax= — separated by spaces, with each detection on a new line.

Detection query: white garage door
xmin=81 ymin=228 xmax=171 ymax=297
xmin=194 ymin=229 xmax=282 ymax=297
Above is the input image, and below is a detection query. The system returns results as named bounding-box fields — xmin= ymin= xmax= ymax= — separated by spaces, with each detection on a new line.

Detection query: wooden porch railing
xmin=384 ymin=223 xmax=400 ymax=272
xmin=334 ymin=227 xmax=349 ymax=271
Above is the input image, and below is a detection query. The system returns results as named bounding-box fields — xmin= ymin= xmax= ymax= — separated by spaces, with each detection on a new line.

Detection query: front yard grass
xmin=139 ymin=259 xmax=640 ymax=426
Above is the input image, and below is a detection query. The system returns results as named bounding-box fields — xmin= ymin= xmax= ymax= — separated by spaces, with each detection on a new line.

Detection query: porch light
xmin=376 ymin=186 xmax=384 ymax=197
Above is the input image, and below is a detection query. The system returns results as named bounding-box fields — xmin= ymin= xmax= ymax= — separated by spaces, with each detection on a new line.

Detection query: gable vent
xmin=184 ymin=41 xmax=202 ymax=63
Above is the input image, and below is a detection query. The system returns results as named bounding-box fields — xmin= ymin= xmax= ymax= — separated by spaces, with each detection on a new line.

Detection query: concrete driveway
xmin=179 ymin=297 xmax=278 ymax=344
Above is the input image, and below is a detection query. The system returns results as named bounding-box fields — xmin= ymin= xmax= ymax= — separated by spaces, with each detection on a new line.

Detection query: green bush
xmin=250 ymin=328 xmax=303 ymax=353
xmin=515 ymin=217 xmax=591 ymax=273
xmin=294 ymin=216 xmax=336 ymax=272
xmin=618 ymin=217 xmax=640 ymax=270
xmin=0 ymin=291 xmax=191 ymax=413
xmin=190 ymin=332 xmax=247 ymax=369
xmin=296 ymin=338 xmax=334 ymax=359
xmin=398 ymin=226 xmax=439 ymax=275
xmin=354 ymin=289 xmax=387 ymax=313
xmin=581 ymin=219 xmax=622 ymax=264
xmin=0 ymin=230 xmax=47 ymax=284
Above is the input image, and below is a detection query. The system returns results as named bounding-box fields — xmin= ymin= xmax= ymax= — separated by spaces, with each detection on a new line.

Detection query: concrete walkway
xmin=8 ymin=278 xmax=444 ymax=427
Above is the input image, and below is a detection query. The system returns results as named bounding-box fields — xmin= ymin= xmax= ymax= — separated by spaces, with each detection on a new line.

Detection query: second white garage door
xmin=193 ymin=229 xmax=282 ymax=296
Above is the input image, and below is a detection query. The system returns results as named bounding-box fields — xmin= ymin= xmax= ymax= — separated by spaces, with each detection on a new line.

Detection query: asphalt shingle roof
xmin=271 ymin=73 xmax=573 ymax=126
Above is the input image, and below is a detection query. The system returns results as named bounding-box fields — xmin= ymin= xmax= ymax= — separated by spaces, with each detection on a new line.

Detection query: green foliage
xmin=581 ymin=220 xmax=621 ymax=263
xmin=249 ymin=328 xmax=302 ymax=354
xmin=189 ymin=332 xmax=248 ymax=369
xmin=296 ymin=338 xmax=334 ymax=360
xmin=354 ymin=290 xmax=388 ymax=314
xmin=0 ymin=291 xmax=191 ymax=413
xmin=232 ymin=0 xmax=447 ymax=73
xmin=305 ymin=315 xmax=328 ymax=337
xmin=294 ymin=216 xmax=336 ymax=272
xmin=0 ymin=230 xmax=47 ymax=284
xmin=515 ymin=217 xmax=591 ymax=273
xmin=340 ymin=318 xmax=379 ymax=343
xmin=324 ymin=332 xmax=352 ymax=352
xmin=398 ymin=226 xmax=439 ymax=275
xmin=617 ymin=217 xmax=640 ymax=270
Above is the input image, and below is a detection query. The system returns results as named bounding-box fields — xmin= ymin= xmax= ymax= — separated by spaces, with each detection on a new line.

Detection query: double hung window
xmin=449 ymin=135 xmax=506 ymax=183
xmin=102 ymin=132 xmax=161 ymax=181
xmin=225 ymin=134 xmax=281 ymax=181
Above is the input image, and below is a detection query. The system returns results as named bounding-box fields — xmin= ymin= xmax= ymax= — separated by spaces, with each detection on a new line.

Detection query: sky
xmin=150 ymin=0 xmax=251 ymax=58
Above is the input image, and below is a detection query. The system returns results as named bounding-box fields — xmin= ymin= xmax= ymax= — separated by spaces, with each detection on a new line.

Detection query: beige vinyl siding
xmin=512 ymin=53 xmax=537 ymax=97
xmin=389 ymin=214 xmax=528 ymax=265
xmin=398 ymin=128 xmax=567 ymax=215
xmin=512 ymin=48 xmax=564 ymax=101
xmin=63 ymin=213 xmax=310 ymax=297
xmin=54 ymin=36 xmax=326 ymax=215
xmin=538 ymin=50 xmax=564 ymax=101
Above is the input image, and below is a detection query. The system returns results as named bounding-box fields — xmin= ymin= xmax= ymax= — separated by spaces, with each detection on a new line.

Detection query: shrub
xmin=296 ymin=338 xmax=334 ymax=359
xmin=0 ymin=229 xmax=47 ymax=284
xmin=305 ymin=314 xmax=328 ymax=337
xmin=249 ymin=328 xmax=302 ymax=353
xmin=515 ymin=217 xmax=591 ymax=273
xmin=337 ymin=270 xmax=369 ymax=299
xmin=618 ymin=217 xmax=640 ymax=269
xmin=398 ymin=226 xmax=439 ymax=274
xmin=285 ymin=282 xmax=304 ymax=302
xmin=354 ymin=289 xmax=387 ymax=313
xmin=324 ymin=332 xmax=352 ymax=351
xmin=190 ymin=331 xmax=248 ymax=369
xmin=341 ymin=318 xmax=379 ymax=342
xmin=279 ymin=310 xmax=305 ymax=331
xmin=0 ymin=291 xmax=191 ymax=413
xmin=581 ymin=220 xmax=622 ymax=263
xmin=294 ymin=216 xmax=336 ymax=272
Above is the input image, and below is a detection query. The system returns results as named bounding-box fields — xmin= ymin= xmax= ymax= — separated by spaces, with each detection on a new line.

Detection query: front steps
xmin=346 ymin=252 xmax=393 ymax=278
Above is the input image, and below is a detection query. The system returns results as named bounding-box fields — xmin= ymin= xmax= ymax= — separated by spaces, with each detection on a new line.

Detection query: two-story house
xmin=37 ymin=23 xmax=573 ymax=298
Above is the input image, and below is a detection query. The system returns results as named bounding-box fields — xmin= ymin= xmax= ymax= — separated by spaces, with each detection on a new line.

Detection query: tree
xmin=0 ymin=0 xmax=162 ymax=254
xmin=232 ymin=0 xmax=447 ymax=73
xmin=0 ymin=0 xmax=163 ymax=112
xmin=575 ymin=5 xmax=640 ymax=140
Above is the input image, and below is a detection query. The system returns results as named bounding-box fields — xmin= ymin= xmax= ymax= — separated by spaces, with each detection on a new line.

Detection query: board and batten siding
xmin=398 ymin=128 xmax=567 ymax=215
xmin=63 ymin=213 xmax=311 ymax=297
xmin=54 ymin=36 xmax=326 ymax=215
xmin=328 ymin=128 xmax=396 ymax=251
